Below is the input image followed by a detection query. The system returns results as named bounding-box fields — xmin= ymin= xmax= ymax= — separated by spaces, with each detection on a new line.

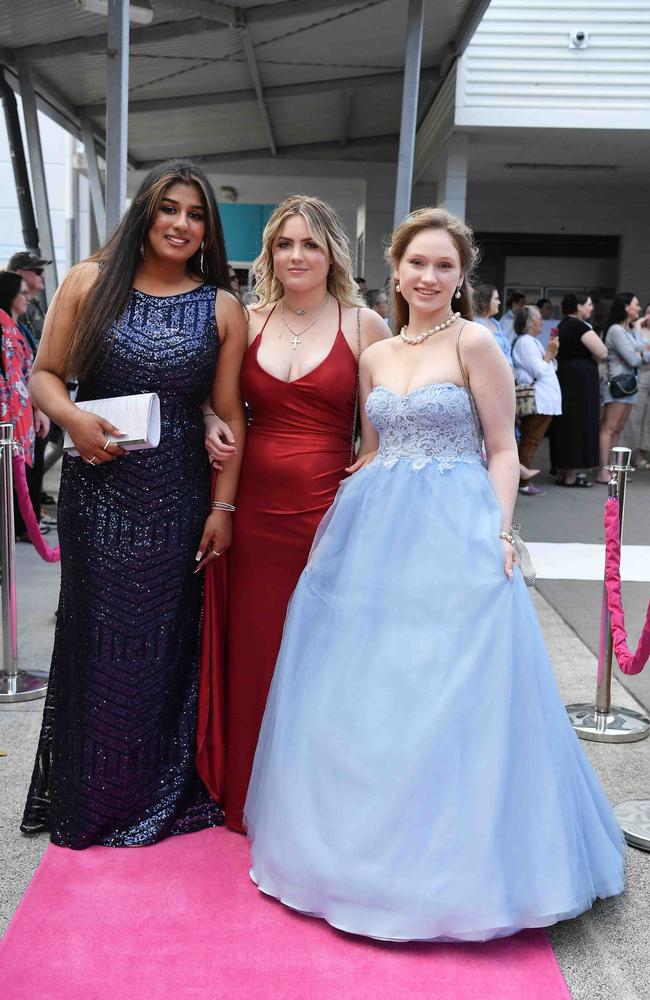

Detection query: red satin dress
xmin=197 ymin=303 xmax=358 ymax=832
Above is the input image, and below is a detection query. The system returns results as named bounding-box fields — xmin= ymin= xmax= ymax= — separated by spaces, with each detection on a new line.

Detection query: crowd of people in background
xmin=470 ymin=285 xmax=650 ymax=496
xmin=3 ymin=250 xmax=650 ymax=529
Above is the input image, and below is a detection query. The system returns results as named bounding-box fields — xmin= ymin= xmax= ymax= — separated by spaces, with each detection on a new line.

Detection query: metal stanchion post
xmin=613 ymin=799 xmax=650 ymax=851
xmin=0 ymin=423 xmax=48 ymax=702
xmin=566 ymin=447 xmax=650 ymax=742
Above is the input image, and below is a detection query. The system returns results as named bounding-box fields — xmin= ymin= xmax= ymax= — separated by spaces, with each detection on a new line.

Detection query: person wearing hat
xmin=7 ymin=251 xmax=52 ymax=346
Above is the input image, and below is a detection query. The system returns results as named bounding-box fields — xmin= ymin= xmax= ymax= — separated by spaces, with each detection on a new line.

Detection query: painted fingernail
xmin=195 ymin=551 xmax=203 ymax=561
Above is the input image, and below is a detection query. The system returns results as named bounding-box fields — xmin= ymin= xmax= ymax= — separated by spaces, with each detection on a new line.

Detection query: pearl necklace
xmin=399 ymin=311 xmax=460 ymax=345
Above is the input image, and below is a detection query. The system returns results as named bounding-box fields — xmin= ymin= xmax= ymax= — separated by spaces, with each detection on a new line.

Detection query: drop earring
xmin=455 ymin=285 xmax=462 ymax=299
xmin=395 ymin=280 xmax=401 ymax=293
xmin=199 ymin=240 xmax=205 ymax=275
xmin=139 ymin=242 xmax=145 ymax=259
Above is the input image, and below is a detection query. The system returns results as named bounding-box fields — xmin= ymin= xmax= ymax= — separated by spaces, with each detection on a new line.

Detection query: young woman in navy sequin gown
xmin=21 ymin=161 xmax=247 ymax=849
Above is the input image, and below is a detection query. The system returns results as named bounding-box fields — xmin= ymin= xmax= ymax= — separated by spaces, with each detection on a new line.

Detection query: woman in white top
xmin=512 ymin=305 xmax=561 ymax=495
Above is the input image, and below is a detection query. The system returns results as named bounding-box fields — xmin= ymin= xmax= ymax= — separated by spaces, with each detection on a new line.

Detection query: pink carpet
xmin=2 ymin=828 xmax=571 ymax=1000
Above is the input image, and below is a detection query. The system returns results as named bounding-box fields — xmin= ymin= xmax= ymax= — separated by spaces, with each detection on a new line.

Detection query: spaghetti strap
xmin=455 ymin=321 xmax=469 ymax=389
xmin=259 ymin=303 xmax=278 ymax=336
xmin=455 ymin=321 xmax=484 ymax=453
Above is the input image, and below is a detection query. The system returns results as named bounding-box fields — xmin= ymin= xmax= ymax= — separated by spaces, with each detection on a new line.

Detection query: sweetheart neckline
xmin=369 ymin=382 xmax=468 ymax=399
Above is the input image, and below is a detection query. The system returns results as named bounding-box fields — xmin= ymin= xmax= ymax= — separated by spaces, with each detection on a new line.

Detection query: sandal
xmin=559 ymin=478 xmax=592 ymax=488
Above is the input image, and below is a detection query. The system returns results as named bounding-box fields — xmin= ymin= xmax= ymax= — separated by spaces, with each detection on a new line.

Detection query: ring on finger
xmin=102 ymin=436 xmax=112 ymax=452
xmin=211 ymin=548 xmax=221 ymax=557
xmin=87 ymin=456 xmax=97 ymax=466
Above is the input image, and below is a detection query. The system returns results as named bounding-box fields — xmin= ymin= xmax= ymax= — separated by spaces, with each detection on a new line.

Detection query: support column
xmin=81 ymin=119 xmax=106 ymax=243
xmin=0 ymin=75 xmax=39 ymax=253
xmin=106 ymin=0 xmax=129 ymax=235
xmin=393 ymin=0 xmax=425 ymax=229
xmin=437 ymin=133 xmax=469 ymax=221
xmin=15 ymin=57 xmax=59 ymax=299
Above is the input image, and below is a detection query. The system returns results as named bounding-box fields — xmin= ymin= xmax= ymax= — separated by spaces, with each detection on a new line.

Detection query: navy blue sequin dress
xmin=22 ymin=284 xmax=223 ymax=849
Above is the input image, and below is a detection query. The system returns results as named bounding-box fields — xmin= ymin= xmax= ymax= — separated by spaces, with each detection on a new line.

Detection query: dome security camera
xmin=568 ymin=29 xmax=589 ymax=49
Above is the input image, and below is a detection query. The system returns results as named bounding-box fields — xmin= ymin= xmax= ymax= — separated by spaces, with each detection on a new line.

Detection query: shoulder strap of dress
xmin=456 ymin=321 xmax=484 ymax=453
xmin=259 ymin=302 xmax=278 ymax=336
xmin=455 ymin=321 xmax=470 ymax=390
xmin=338 ymin=300 xmax=343 ymax=332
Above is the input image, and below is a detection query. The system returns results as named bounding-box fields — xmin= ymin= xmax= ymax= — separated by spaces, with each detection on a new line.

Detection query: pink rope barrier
xmin=12 ymin=452 xmax=60 ymax=563
xmin=604 ymin=497 xmax=650 ymax=675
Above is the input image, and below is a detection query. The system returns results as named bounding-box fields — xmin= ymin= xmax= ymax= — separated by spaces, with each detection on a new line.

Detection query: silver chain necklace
xmin=280 ymin=293 xmax=330 ymax=350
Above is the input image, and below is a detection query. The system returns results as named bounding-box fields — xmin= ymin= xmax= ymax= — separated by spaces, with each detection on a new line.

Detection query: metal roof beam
xmin=1 ymin=61 xmax=138 ymax=170
xmin=238 ymin=26 xmax=277 ymax=155
xmin=164 ymin=1 xmax=239 ymax=26
xmin=80 ymin=67 xmax=438 ymax=116
xmin=339 ymin=90 xmax=352 ymax=148
xmin=245 ymin=0 xmax=372 ymax=24
xmin=11 ymin=0 xmax=368 ymax=61
xmin=137 ymin=133 xmax=398 ymax=169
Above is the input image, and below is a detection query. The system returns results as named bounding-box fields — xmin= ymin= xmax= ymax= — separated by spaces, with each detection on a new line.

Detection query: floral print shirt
xmin=0 ymin=309 xmax=35 ymax=466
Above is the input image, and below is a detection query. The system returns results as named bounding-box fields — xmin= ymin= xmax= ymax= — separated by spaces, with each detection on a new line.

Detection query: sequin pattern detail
xmin=367 ymin=383 xmax=484 ymax=472
xmin=21 ymin=285 xmax=224 ymax=848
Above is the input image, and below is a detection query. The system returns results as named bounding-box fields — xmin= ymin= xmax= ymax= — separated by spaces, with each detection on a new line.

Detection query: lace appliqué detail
xmin=367 ymin=384 xmax=484 ymax=473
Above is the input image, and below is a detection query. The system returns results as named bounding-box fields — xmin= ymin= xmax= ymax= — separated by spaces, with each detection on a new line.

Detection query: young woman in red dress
xmin=197 ymin=196 xmax=389 ymax=831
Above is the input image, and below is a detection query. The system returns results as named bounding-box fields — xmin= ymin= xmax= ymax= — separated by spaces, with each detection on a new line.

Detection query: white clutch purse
xmin=63 ymin=392 xmax=161 ymax=456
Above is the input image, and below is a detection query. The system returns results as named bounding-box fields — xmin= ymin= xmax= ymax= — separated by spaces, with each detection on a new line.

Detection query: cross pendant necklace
xmin=280 ymin=292 xmax=330 ymax=348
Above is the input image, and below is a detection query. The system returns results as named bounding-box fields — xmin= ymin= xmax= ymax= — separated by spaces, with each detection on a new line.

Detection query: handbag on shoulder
xmin=515 ymin=383 xmax=537 ymax=418
xmin=63 ymin=392 xmax=161 ymax=456
xmin=608 ymin=372 xmax=638 ymax=398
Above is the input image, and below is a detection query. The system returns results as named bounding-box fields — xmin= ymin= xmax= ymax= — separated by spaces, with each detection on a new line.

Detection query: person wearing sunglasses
xmin=7 ymin=251 xmax=52 ymax=346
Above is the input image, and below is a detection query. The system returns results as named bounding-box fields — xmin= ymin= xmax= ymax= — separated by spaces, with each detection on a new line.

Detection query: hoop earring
xmin=199 ymin=240 xmax=205 ymax=275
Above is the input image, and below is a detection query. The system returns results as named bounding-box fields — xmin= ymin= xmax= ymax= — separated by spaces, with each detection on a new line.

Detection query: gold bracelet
xmin=203 ymin=409 xmax=217 ymax=418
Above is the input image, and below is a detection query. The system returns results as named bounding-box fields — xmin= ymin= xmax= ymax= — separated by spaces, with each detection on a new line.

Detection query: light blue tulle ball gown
xmin=244 ymin=379 xmax=625 ymax=943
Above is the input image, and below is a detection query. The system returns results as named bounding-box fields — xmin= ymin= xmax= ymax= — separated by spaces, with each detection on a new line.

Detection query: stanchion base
xmin=614 ymin=800 xmax=650 ymax=852
xmin=0 ymin=670 xmax=48 ymax=703
xmin=566 ymin=703 xmax=650 ymax=743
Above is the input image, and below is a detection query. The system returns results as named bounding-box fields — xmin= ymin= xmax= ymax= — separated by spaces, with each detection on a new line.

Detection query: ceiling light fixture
xmin=73 ymin=0 xmax=154 ymax=25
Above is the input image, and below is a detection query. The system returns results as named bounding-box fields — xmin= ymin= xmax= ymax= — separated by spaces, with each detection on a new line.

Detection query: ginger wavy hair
xmin=250 ymin=195 xmax=366 ymax=309
xmin=386 ymin=207 xmax=479 ymax=333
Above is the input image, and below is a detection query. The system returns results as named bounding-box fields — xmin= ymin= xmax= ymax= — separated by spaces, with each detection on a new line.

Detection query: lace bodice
xmin=366 ymin=383 xmax=484 ymax=472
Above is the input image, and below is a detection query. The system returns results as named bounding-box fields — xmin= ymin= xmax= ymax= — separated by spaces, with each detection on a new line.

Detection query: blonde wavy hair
xmin=386 ymin=207 xmax=479 ymax=333
xmin=250 ymin=194 xmax=366 ymax=309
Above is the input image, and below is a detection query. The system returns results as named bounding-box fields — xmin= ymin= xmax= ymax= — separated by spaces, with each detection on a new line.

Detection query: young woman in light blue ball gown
xmin=244 ymin=208 xmax=625 ymax=943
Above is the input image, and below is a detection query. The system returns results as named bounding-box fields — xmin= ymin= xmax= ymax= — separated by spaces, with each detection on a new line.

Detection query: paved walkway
xmin=1 ymin=461 xmax=649 ymax=999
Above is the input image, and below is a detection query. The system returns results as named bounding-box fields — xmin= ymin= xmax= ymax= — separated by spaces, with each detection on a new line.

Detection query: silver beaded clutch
xmin=512 ymin=523 xmax=536 ymax=587
xmin=63 ymin=392 xmax=161 ymax=456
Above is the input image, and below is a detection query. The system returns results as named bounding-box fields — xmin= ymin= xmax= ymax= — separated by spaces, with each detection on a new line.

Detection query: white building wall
xmin=0 ymin=106 xmax=70 ymax=276
xmin=466 ymin=177 xmax=650 ymax=303
xmin=457 ymin=0 xmax=650 ymax=129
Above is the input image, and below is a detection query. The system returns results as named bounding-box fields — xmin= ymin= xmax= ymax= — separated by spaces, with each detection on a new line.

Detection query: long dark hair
xmin=0 ymin=270 xmax=23 ymax=316
xmin=606 ymin=292 xmax=635 ymax=330
xmin=0 ymin=270 xmax=23 ymax=378
xmin=387 ymin=208 xmax=478 ymax=334
xmin=63 ymin=159 xmax=231 ymax=378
